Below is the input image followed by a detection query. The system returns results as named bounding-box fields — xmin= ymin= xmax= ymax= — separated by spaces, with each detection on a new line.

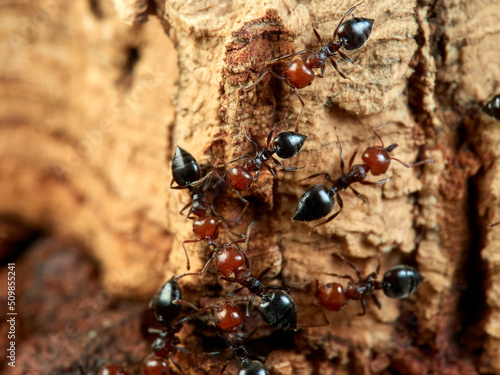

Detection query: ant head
xmin=171 ymin=146 xmax=202 ymax=187
xmin=316 ymin=282 xmax=347 ymax=311
xmin=213 ymin=303 xmax=244 ymax=331
xmin=238 ymin=360 xmax=269 ymax=375
xmin=337 ymin=17 xmax=374 ymax=51
xmin=272 ymin=131 xmax=307 ymax=159
xmin=361 ymin=146 xmax=391 ymax=176
xmin=98 ymin=364 xmax=128 ymax=375
xmin=258 ymin=290 xmax=297 ymax=331
xmin=382 ymin=265 xmax=424 ymax=299
xmin=293 ymin=184 xmax=335 ymax=222
xmin=149 ymin=277 xmax=183 ymax=325
xmin=142 ymin=353 xmax=169 ymax=375
xmin=214 ymin=245 xmax=246 ymax=277
xmin=193 ymin=216 xmax=219 ymax=240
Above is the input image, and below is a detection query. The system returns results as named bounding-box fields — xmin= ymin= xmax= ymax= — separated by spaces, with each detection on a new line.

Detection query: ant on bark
xmin=243 ymin=3 xmax=374 ymax=130
xmin=171 ymin=146 xmax=244 ymax=270
xmin=293 ymin=124 xmax=434 ymax=232
xmin=222 ymin=120 xmax=306 ymax=206
xmin=143 ymin=277 xmax=191 ymax=375
xmin=175 ymin=223 xmax=297 ymax=331
xmin=483 ymin=94 xmax=500 ymax=120
xmin=173 ymin=300 xmax=269 ymax=375
xmin=314 ymin=256 xmax=423 ymax=318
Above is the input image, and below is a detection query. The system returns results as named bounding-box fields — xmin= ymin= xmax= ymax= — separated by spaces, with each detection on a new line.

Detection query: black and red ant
xmin=171 ymin=146 xmax=244 ymax=270
xmin=314 ymin=256 xmax=423 ymax=317
xmin=293 ymin=125 xmax=434 ymax=231
xmin=173 ymin=300 xmax=269 ymax=375
xmin=223 ymin=122 xmax=306 ymax=205
xmin=243 ymin=3 xmax=374 ymax=130
xmin=143 ymin=277 xmax=190 ymax=375
xmin=483 ymin=94 xmax=500 ymax=120
xmin=175 ymin=224 xmax=297 ymax=331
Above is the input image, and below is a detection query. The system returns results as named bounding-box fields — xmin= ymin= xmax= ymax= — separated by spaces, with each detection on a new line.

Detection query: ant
xmin=143 ymin=277 xmax=190 ymax=375
xmin=175 ymin=223 xmax=297 ymax=330
xmin=293 ymin=124 xmax=434 ymax=231
xmin=171 ymin=146 xmax=243 ymax=270
xmin=223 ymin=121 xmax=307 ymax=205
xmin=483 ymin=94 xmax=500 ymax=120
xmin=243 ymin=3 xmax=374 ymax=130
xmin=314 ymin=255 xmax=424 ymax=317
xmin=173 ymin=300 xmax=269 ymax=375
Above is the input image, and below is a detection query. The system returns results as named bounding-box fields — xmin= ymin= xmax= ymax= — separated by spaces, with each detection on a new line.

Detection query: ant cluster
xmin=101 ymin=3 xmax=438 ymax=374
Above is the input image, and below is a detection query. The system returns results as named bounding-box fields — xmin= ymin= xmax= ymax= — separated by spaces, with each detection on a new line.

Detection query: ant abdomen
xmin=382 ymin=265 xmax=424 ymax=299
xmin=149 ymin=277 xmax=183 ymax=325
xmin=239 ymin=360 xmax=270 ymax=375
xmin=171 ymin=146 xmax=202 ymax=187
xmin=315 ymin=282 xmax=348 ymax=311
xmin=258 ymin=290 xmax=297 ymax=330
xmin=483 ymin=94 xmax=500 ymax=120
xmin=284 ymin=59 xmax=315 ymax=89
xmin=272 ymin=131 xmax=307 ymax=159
xmin=293 ymin=184 xmax=335 ymax=222
xmin=336 ymin=17 xmax=375 ymax=51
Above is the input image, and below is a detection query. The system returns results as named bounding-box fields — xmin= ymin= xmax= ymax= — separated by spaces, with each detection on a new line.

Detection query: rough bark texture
xmin=0 ymin=0 xmax=499 ymax=374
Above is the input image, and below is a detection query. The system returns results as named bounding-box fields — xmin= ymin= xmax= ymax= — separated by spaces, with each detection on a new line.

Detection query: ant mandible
xmin=223 ymin=121 xmax=306 ymax=205
xmin=143 ymin=277 xmax=190 ymax=375
xmin=173 ymin=300 xmax=269 ymax=375
xmin=175 ymin=223 xmax=297 ymax=331
xmin=293 ymin=124 xmax=434 ymax=231
xmin=243 ymin=3 xmax=374 ymax=130
xmin=483 ymin=94 xmax=500 ymax=120
xmin=315 ymin=255 xmax=424 ymax=317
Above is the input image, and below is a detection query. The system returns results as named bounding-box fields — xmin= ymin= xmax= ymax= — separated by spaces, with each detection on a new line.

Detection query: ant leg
xmin=391 ymin=157 xmax=435 ymax=168
xmin=244 ymin=128 xmax=260 ymax=152
xmin=316 ymin=64 xmax=326 ymax=78
xmin=310 ymin=193 xmax=344 ymax=233
xmin=334 ymin=252 xmax=362 ymax=279
xmin=226 ymin=286 xmax=245 ymax=297
xmin=338 ymin=50 xmax=353 ymax=64
xmin=488 ymin=221 xmax=500 ymax=228
xmin=234 ymin=191 xmax=250 ymax=206
xmin=179 ymin=201 xmax=194 ymax=216
xmin=175 ymin=255 xmax=215 ymax=281
xmin=334 ymin=127 xmax=346 ymax=174
xmin=267 ymin=49 xmax=314 ymax=64
xmin=358 ymin=297 xmax=367 ymax=316
xmin=328 ymin=57 xmax=351 ymax=81
xmin=181 ymin=239 xmax=203 ymax=270
xmin=349 ymin=186 xmax=367 ymax=203
xmin=170 ymin=358 xmax=186 ymax=375
xmin=288 ymin=279 xmax=316 ymax=289
xmin=294 ymin=88 xmax=306 ymax=132
xmin=312 ymin=28 xmax=323 ymax=44
xmin=258 ymin=264 xmax=274 ymax=280
xmin=359 ymin=177 xmax=391 ymax=185
xmin=371 ymin=293 xmax=382 ymax=310
xmin=270 ymin=158 xmax=303 ymax=173
xmin=244 ymin=70 xmax=286 ymax=91
xmin=300 ymin=171 xmax=333 ymax=183
xmin=372 ymin=122 xmax=390 ymax=148
xmin=246 ymin=295 xmax=256 ymax=317
xmin=265 ymin=164 xmax=279 ymax=178
xmin=348 ymin=150 xmax=358 ymax=170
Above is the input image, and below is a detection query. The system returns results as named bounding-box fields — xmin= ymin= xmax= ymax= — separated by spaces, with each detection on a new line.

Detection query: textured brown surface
xmin=1 ymin=0 xmax=500 ymax=374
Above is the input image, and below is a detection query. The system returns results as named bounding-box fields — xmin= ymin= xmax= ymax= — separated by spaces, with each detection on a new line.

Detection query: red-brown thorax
xmin=284 ymin=59 xmax=315 ymax=89
xmin=226 ymin=166 xmax=253 ymax=191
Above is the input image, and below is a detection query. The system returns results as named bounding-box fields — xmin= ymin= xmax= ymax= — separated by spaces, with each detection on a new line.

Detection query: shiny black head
xmin=149 ymin=277 xmax=183 ymax=324
xmin=382 ymin=265 xmax=424 ymax=299
xmin=293 ymin=184 xmax=335 ymax=222
xmin=272 ymin=131 xmax=307 ymax=159
xmin=483 ymin=94 xmax=500 ymax=120
xmin=337 ymin=17 xmax=374 ymax=51
xmin=238 ymin=360 xmax=269 ymax=375
xmin=258 ymin=290 xmax=297 ymax=331
xmin=171 ymin=146 xmax=202 ymax=187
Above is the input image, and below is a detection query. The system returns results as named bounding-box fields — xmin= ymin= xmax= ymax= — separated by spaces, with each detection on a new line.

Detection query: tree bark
xmin=1 ymin=0 xmax=500 ymax=374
